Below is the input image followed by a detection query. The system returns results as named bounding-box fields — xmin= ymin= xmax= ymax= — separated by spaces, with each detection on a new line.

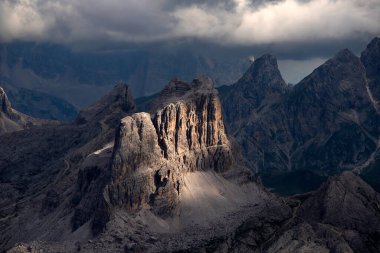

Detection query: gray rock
xmin=219 ymin=39 xmax=380 ymax=179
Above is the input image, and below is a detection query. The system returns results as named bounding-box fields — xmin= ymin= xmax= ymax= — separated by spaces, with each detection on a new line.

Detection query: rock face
xmin=72 ymin=77 xmax=245 ymax=235
xmin=219 ymin=39 xmax=380 ymax=182
xmin=109 ymin=77 xmax=233 ymax=205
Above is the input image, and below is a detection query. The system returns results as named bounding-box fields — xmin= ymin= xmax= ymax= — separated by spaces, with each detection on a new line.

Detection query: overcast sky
xmin=1 ymin=0 xmax=379 ymax=83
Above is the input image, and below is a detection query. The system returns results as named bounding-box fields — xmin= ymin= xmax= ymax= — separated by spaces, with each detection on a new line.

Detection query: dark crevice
xmin=175 ymin=106 xmax=181 ymax=154
xmin=176 ymin=180 xmax=180 ymax=195
xmin=152 ymin=114 xmax=168 ymax=159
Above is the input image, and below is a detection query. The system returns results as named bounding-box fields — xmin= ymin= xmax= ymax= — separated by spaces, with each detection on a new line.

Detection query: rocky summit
xmin=71 ymin=76 xmax=266 ymax=238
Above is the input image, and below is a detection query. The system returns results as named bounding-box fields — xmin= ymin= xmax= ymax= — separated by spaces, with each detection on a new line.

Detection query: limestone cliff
xmin=73 ymin=77 xmax=251 ymax=235
xmin=106 ymin=78 xmax=238 ymax=215
xmin=107 ymin=77 xmax=234 ymax=213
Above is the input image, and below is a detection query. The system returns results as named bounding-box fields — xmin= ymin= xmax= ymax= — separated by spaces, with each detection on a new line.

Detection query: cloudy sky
xmin=1 ymin=0 xmax=379 ymax=83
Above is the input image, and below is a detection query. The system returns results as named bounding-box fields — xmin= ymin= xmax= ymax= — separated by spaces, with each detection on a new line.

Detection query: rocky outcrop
xmin=96 ymin=77 xmax=237 ymax=228
xmin=106 ymin=112 xmax=180 ymax=216
xmin=70 ymin=77 xmax=254 ymax=237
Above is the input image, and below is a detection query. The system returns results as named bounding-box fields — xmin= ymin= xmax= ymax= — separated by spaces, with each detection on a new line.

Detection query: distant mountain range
xmin=0 ymin=86 xmax=53 ymax=134
xmin=1 ymin=83 xmax=78 ymax=121
xmin=0 ymin=42 xmax=249 ymax=111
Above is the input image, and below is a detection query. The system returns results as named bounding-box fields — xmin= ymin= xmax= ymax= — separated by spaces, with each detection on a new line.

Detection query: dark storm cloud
xmin=0 ymin=0 xmax=379 ymax=63
xmin=1 ymin=0 xmax=379 ymax=43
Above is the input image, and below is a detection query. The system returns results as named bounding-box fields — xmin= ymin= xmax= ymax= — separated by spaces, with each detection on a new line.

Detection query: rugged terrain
xmin=216 ymin=37 xmax=380 ymax=193
xmin=0 ymin=77 xmax=280 ymax=253
xmin=0 ymin=83 xmax=136 ymax=251
xmin=1 ymin=38 xmax=380 ymax=253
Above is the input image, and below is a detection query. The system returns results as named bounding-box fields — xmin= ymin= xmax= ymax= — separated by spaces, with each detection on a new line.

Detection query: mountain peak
xmin=238 ymin=53 xmax=286 ymax=90
xmin=76 ymin=82 xmax=136 ymax=125
xmin=333 ymin=48 xmax=358 ymax=63
xmin=191 ymin=75 xmax=214 ymax=90
xmin=242 ymin=54 xmax=279 ymax=80
xmin=161 ymin=76 xmax=215 ymax=96
xmin=295 ymin=47 xmax=366 ymax=102
xmin=366 ymin=36 xmax=380 ymax=50
xmin=159 ymin=79 xmax=192 ymax=99
xmin=302 ymin=47 xmax=362 ymax=84
xmin=219 ymin=53 xmax=287 ymax=133
xmin=256 ymin=53 xmax=277 ymax=64
xmin=151 ymin=76 xmax=218 ymax=111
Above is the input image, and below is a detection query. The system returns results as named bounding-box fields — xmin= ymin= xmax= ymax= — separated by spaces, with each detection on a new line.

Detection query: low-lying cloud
xmin=1 ymin=0 xmax=379 ymax=47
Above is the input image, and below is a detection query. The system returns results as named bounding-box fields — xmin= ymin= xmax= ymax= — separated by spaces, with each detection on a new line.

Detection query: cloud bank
xmin=1 ymin=0 xmax=379 ymax=46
